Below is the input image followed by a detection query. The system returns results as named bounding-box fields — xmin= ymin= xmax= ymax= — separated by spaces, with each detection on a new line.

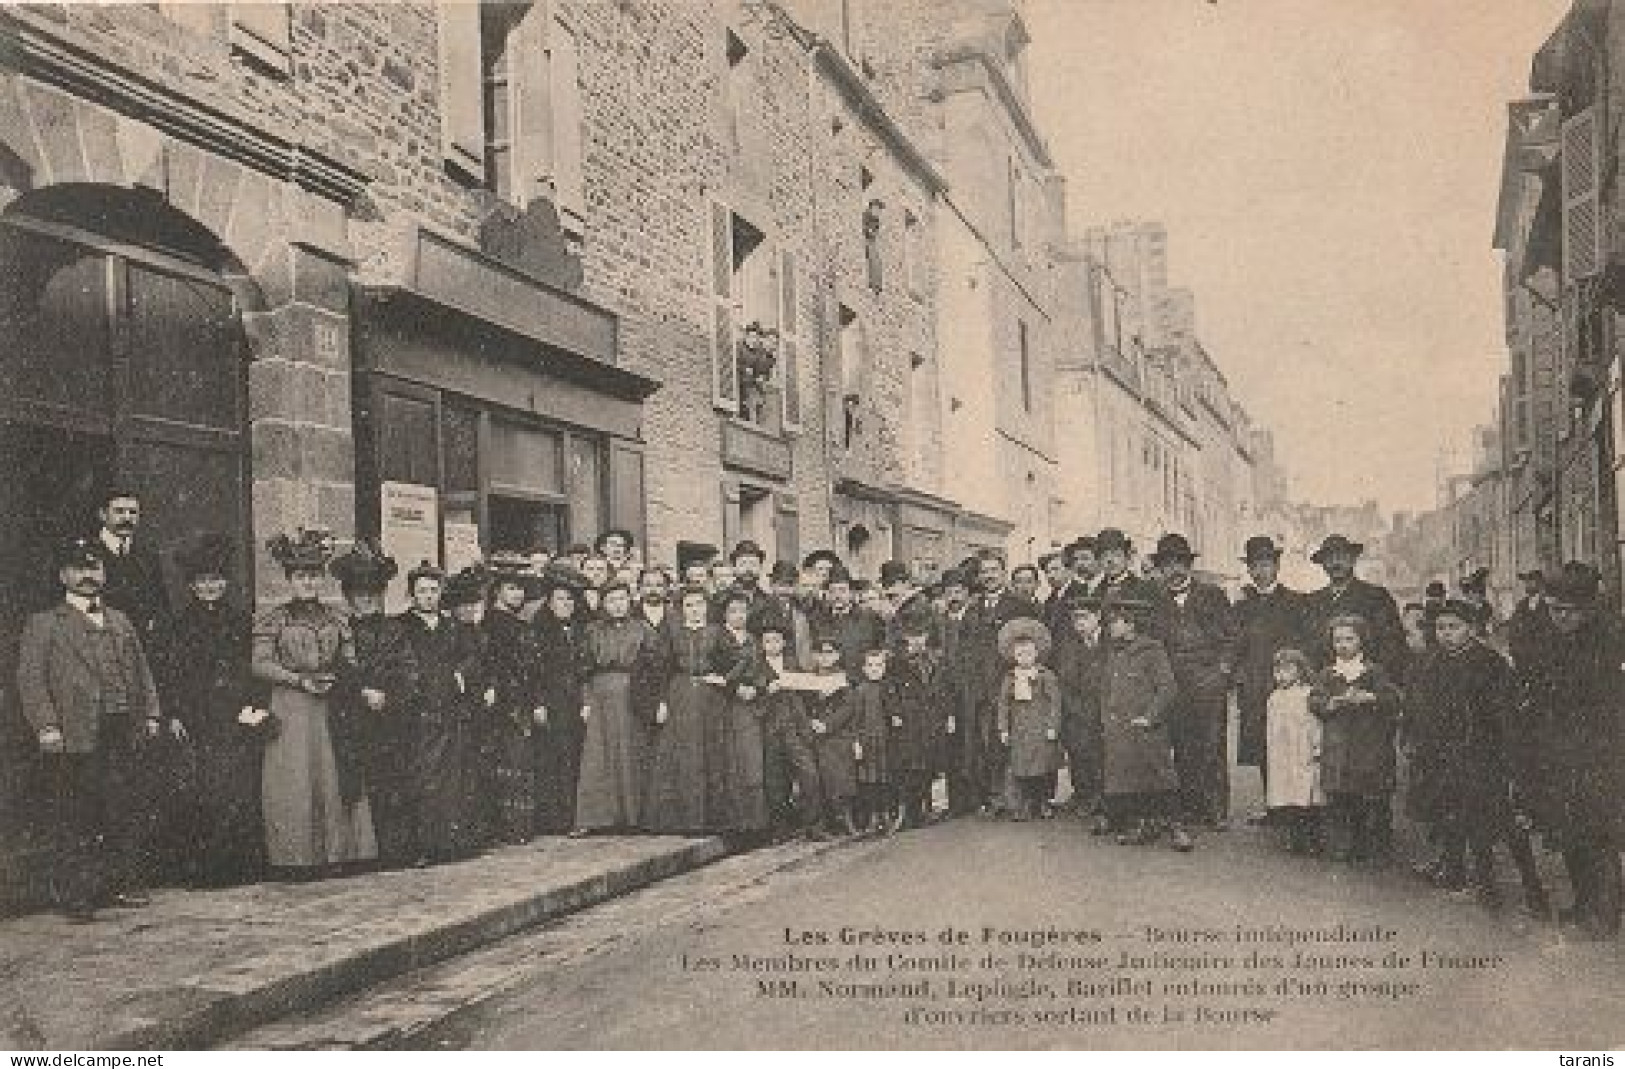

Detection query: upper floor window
xmin=441 ymin=2 xmax=584 ymax=235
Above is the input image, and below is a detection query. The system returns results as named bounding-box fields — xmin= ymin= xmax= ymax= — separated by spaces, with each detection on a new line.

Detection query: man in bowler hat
xmin=1231 ymin=536 xmax=1309 ymax=814
xmin=17 ymin=537 xmax=174 ymax=920
xmin=1149 ymin=533 xmax=1239 ymax=829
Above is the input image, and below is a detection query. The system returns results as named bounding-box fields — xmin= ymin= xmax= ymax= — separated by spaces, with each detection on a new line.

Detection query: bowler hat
xmin=1425 ymin=580 xmax=1447 ymax=599
xmin=330 ymin=539 xmax=399 ymax=594
xmin=176 ymin=532 xmax=234 ymax=579
xmin=1461 ymin=567 xmax=1490 ymax=592
xmin=997 ymin=617 xmax=1052 ymax=662
xmin=1309 ymin=534 xmax=1364 ymax=565
xmin=1241 ymin=535 xmax=1283 ymax=564
xmin=768 ymin=560 xmax=799 ymax=584
xmin=1095 ymin=528 xmax=1134 ymax=555
xmin=879 ymin=560 xmax=912 ymax=587
xmin=1548 ymin=561 xmax=1601 ymax=608
xmin=938 ymin=567 xmax=971 ymax=591
xmin=1150 ymin=533 xmax=1198 ymax=565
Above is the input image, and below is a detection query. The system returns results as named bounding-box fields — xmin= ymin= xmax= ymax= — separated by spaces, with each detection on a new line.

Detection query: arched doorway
xmin=0 ymin=185 xmax=251 ymax=909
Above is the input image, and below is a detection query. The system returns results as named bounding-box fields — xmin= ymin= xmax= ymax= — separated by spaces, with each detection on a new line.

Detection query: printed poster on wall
xmin=379 ymin=481 xmax=439 ymax=613
xmin=443 ymin=519 xmax=483 ymax=576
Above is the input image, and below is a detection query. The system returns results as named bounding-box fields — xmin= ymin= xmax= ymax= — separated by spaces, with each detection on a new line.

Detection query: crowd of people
xmin=12 ymin=488 xmax=1623 ymax=939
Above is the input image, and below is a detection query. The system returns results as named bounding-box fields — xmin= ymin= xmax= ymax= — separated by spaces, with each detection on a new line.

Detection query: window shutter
xmin=779 ymin=247 xmax=802 ymax=430
xmin=512 ymin=6 xmax=555 ymax=208
xmin=1562 ymin=106 xmax=1603 ymax=282
xmin=548 ymin=15 xmax=586 ymax=233
xmin=710 ymin=200 xmax=741 ymax=412
xmin=230 ymin=5 xmax=291 ymax=73
xmin=438 ymin=4 xmax=486 ymax=183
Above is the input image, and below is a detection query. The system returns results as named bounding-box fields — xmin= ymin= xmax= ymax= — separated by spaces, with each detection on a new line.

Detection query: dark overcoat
xmin=1100 ymin=634 xmax=1178 ymax=796
xmin=1401 ymin=640 xmax=1519 ymax=830
xmin=1521 ymin=612 xmax=1625 ymax=842
xmin=1232 ymin=584 xmax=1310 ymax=766
xmin=1301 ymin=579 xmax=1407 ymax=676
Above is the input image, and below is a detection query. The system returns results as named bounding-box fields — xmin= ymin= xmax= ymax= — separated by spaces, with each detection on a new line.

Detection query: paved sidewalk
xmin=0 ymin=835 xmax=727 ymax=1050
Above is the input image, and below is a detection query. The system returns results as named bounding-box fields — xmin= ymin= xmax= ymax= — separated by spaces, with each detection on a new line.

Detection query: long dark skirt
xmin=707 ymin=696 xmax=768 ymax=831
xmin=576 ymin=671 xmax=648 ymax=830
xmin=493 ymin=719 xmax=537 ymax=844
xmin=417 ymin=712 xmax=471 ymax=860
xmin=195 ymin=735 xmax=265 ymax=885
xmin=645 ymin=676 xmax=720 ymax=832
xmin=533 ymin=715 xmax=585 ymax=834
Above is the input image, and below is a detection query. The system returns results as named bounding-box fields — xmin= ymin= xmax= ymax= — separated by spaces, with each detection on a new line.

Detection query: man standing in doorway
xmin=93 ymin=487 xmax=170 ymax=645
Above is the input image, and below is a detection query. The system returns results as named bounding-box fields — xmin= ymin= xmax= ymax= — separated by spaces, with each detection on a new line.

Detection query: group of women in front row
xmin=239 ymin=530 xmax=810 ymax=882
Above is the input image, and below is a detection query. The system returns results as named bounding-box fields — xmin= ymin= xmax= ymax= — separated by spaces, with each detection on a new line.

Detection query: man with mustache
xmin=17 ymin=536 xmax=174 ymax=921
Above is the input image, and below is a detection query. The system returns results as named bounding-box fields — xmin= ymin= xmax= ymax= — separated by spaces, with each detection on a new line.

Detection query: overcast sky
xmin=1024 ymin=0 xmax=1571 ymax=514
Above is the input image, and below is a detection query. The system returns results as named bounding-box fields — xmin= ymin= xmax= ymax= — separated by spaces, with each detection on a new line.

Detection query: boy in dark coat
xmin=1051 ymin=592 xmax=1107 ymax=822
xmin=1403 ymin=600 xmax=1547 ymax=913
xmin=889 ymin=611 xmax=949 ymax=829
xmin=754 ymin=611 xmax=830 ymax=841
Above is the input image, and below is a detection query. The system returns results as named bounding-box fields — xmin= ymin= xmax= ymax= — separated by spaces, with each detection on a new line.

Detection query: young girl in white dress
xmin=1265 ymin=648 xmax=1324 ymax=854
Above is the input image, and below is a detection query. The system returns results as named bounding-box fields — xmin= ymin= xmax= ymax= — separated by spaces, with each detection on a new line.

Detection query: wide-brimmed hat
xmin=1309 ymin=534 xmax=1364 ymax=565
xmin=1431 ymin=598 xmax=1479 ymax=623
xmin=1095 ymin=528 xmax=1134 ymax=555
xmin=1241 ymin=535 xmax=1283 ymax=564
xmin=997 ymin=617 xmax=1051 ymax=661
xmin=405 ymin=560 xmax=446 ymax=590
xmin=1150 ymin=533 xmax=1197 ymax=565
xmin=55 ymin=535 xmax=107 ymax=570
xmin=729 ymin=539 xmax=766 ymax=564
xmin=594 ymin=528 xmax=636 ymax=554
xmin=802 ymin=548 xmax=843 ymax=572
xmin=176 ymin=532 xmax=234 ymax=579
xmin=1548 ymin=561 xmax=1601 ymax=608
xmin=330 ymin=538 xmax=399 ymax=594
xmin=537 ymin=562 xmax=588 ymax=597
xmin=267 ymin=529 xmax=335 ymax=574
xmin=443 ymin=566 xmax=490 ymax=608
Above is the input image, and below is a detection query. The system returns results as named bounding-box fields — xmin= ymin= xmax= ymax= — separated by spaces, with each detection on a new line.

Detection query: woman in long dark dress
xmin=395 ymin=564 xmax=489 ymax=863
xmin=575 ymin=583 xmax=664 ymax=832
xmin=484 ymin=557 xmax=541 ymax=845
xmin=711 ymin=591 xmax=769 ymax=835
xmin=163 ymin=534 xmax=261 ymax=886
xmin=644 ymin=586 xmax=725 ymax=832
xmin=531 ymin=566 xmax=587 ymax=834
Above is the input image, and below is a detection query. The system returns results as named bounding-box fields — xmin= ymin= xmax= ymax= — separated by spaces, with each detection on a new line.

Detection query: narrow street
xmin=237 ymin=803 xmax=1625 ymax=1051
